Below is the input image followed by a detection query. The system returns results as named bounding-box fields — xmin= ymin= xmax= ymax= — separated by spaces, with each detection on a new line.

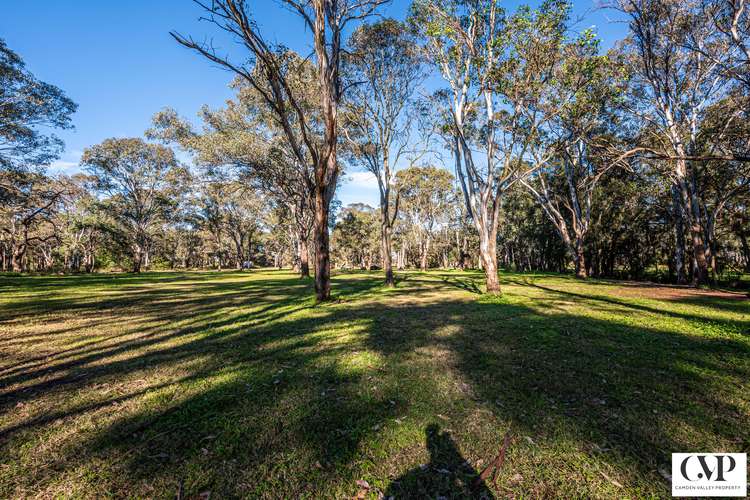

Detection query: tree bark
xmin=574 ymin=237 xmax=587 ymax=279
xmin=132 ymin=252 xmax=142 ymax=273
xmin=671 ymin=185 xmax=687 ymax=284
xmin=313 ymin=183 xmax=331 ymax=301
xmin=382 ymin=222 xmax=394 ymax=286
xmin=419 ymin=234 xmax=430 ymax=271
xmin=478 ymin=224 xmax=500 ymax=293
xmin=298 ymin=233 xmax=310 ymax=278
xmin=11 ymin=244 xmax=25 ymax=272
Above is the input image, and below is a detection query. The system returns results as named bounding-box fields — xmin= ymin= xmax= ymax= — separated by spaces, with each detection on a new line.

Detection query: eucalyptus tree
xmin=519 ymin=32 xmax=629 ymax=278
xmin=172 ymin=0 xmax=387 ymax=301
xmin=395 ymin=166 xmax=454 ymax=271
xmin=411 ymin=0 xmax=570 ymax=293
xmin=0 ymin=38 xmax=76 ymax=178
xmin=221 ymin=182 xmax=266 ymax=269
xmin=331 ymin=203 xmax=380 ymax=270
xmin=57 ymin=174 xmax=106 ymax=273
xmin=342 ymin=19 xmax=424 ymax=286
xmin=81 ymin=138 xmax=188 ymax=273
xmin=0 ymin=170 xmax=65 ymax=271
xmin=615 ymin=0 xmax=740 ymax=285
xmin=150 ymin=60 xmax=317 ymax=277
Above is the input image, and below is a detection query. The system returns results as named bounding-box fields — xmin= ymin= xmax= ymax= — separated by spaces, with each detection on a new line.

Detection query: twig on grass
xmin=473 ymin=429 xmax=513 ymax=491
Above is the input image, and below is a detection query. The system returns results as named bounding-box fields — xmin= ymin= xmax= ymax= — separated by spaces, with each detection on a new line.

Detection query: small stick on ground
xmin=473 ymin=430 xmax=513 ymax=491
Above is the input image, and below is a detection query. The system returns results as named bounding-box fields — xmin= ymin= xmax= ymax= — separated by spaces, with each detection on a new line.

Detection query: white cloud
xmin=48 ymin=160 xmax=81 ymax=174
xmin=345 ymin=171 xmax=378 ymax=188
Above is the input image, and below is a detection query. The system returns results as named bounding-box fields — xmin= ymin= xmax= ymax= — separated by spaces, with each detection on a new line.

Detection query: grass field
xmin=1 ymin=270 xmax=748 ymax=498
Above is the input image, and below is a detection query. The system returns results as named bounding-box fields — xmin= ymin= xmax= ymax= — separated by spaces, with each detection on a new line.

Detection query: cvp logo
xmin=672 ymin=453 xmax=747 ymax=497
xmin=680 ymin=454 xmax=737 ymax=482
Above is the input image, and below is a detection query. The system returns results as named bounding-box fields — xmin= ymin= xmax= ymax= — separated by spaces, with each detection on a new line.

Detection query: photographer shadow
xmin=384 ymin=424 xmax=495 ymax=499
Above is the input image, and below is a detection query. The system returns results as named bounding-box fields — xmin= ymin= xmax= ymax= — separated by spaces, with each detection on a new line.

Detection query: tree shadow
xmin=439 ymin=275 xmax=483 ymax=295
xmin=384 ymin=423 xmax=494 ymax=499
xmin=1 ymin=271 xmax=748 ymax=497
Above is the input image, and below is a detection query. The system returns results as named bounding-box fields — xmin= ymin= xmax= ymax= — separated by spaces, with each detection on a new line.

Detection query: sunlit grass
xmin=1 ymin=269 xmax=748 ymax=498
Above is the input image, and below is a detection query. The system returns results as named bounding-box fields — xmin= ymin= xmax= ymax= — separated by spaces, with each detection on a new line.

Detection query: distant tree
xmin=172 ymin=0 xmax=387 ymax=301
xmin=0 ymin=38 xmax=76 ymax=177
xmin=343 ymin=19 xmax=424 ymax=286
xmin=57 ymin=174 xmax=106 ymax=273
xmin=81 ymin=138 xmax=188 ymax=272
xmin=150 ymin=62 xmax=318 ymax=278
xmin=0 ymin=170 xmax=65 ymax=271
xmin=395 ymin=166 xmax=454 ymax=271
xmin=331 ymin=204 xmax=380 ymax=269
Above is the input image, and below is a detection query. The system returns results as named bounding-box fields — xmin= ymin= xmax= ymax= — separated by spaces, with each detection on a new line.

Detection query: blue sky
xmin=3 ymin=0 xmax=626 ymax=208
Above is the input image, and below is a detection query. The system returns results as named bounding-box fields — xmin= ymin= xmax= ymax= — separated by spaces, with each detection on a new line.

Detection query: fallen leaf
xmin=599 ymin=470 xmax=623 ymax=488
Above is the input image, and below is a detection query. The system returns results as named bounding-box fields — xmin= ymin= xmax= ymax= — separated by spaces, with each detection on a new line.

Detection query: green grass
xmin=1 ymin=270 xmax=748 ymax=498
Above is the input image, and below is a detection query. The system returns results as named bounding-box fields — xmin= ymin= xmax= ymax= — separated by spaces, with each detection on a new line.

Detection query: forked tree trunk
xmin=419 ymin=235 xmax=430 ymax=271
xmin=396 ymin=245 xmax=405 ymax=270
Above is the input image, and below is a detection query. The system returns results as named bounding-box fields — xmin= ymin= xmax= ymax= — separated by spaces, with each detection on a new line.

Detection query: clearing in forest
xmin=1 ymin=270 xmax=748 ymax=498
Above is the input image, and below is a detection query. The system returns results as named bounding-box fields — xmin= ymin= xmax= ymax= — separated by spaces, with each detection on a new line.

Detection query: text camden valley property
xmin=672 ymin=453 xmax=747 ymax=497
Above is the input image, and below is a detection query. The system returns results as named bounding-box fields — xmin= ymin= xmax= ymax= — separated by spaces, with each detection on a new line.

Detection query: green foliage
xmin=0 ymin=38 xmax=77 ymax=172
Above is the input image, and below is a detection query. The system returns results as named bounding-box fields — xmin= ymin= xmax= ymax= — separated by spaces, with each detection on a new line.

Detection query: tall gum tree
xmin=172 ymin=0 xmax=386 ymax=301
xmin=519 ymin=32 xmax=629 ymax=278
xmin=395 ymin=166 xmax=454 ymax=271
xmin=411 ymin=0 xmax=570 ymax=293
xmin=342 ymin=19 xmax=425 ymax=287
xmin=81 ymin=138 xmax=188 ymax=273
xmin=615 ymin=0 xmax=739 ymax=285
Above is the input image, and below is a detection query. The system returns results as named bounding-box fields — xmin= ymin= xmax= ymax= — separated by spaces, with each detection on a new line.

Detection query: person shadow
xmin=384 ymin=424 xmax=495 ymax=499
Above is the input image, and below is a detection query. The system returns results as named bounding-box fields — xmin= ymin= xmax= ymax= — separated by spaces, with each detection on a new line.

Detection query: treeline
xmin=2 ymin=0 xmax=749 ymax=296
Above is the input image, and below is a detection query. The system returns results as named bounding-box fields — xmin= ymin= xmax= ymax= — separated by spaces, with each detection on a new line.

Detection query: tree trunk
xmin=671 ymin=185 xmax=687 ymax=284
xmin=132 ymin=253 xmax=142 ymax=273
xmin=313 ymin=184 xmax=331 ymax=301
xmin=420 ymin=235 xmax=430 ymax=271
xmin=298 ymin=233 xmax=310 ymax=278
xmin=382 ymin=222 xmax=394 ymax=286
xmin=11 ymin=244 xmax=25 ymax=272
xmin=478 ymin=225 xmax=500 ymax=294
xmin=689 ymin=220 xmax=708 ymax=286
xmin=574 ymin=237 xmax=587 ymax=279
xmin=396 ymin=245 xmax=405 ymax=270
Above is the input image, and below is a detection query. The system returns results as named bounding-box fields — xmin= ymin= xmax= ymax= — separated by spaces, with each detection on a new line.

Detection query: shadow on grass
xmin=0 ymin=271 xmax=748 ymax=497
xmin=385 ymin=423 xmax=494 ymax=498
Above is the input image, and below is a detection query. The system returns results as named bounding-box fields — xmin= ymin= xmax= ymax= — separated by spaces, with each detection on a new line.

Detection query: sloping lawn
xmin=1 ymin=270 xmax=748 ymax=498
